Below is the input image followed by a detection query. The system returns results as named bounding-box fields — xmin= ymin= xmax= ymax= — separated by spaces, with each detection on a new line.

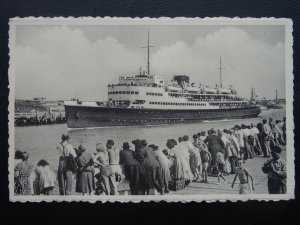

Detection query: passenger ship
xmin=64 ymin=35 xmax=261 ymax=128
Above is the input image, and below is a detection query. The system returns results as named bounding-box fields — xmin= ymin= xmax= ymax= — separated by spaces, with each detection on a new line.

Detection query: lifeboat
xmin=218 ymin=88 xmax=232 ymax=94
xmin=167 ymin=86 xmax=182 ymax=92
xmin=203 ymin=87 xmax=218 ymax=94
xmin=185 ymin=86 xmax=200 ymax=92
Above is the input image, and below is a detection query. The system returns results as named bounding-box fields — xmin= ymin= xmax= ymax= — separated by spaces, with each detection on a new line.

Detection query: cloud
xmin=15 ymin=26 xmax=285 ymax=100
xmin=15 ymin=26 xmax=144 ymax=100
xmin=151 ymin=27 xmax=285 ymax=99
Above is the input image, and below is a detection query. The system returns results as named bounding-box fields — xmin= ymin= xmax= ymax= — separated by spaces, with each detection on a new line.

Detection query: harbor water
xmin=15 ymin=108 xmax=286 ymax=171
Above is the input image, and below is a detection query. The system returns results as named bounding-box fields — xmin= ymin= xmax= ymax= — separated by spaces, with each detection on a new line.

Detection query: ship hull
xmin=65 ymin=105 xmax=261 ymax=128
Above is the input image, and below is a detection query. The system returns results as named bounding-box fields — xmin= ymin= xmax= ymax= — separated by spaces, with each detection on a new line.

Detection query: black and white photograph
xmin=8 ymin=18 xmax=294 ymax=202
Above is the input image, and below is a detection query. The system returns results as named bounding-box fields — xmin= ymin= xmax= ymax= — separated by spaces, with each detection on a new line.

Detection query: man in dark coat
xmin=119 ymin=142 xmax=143 ymax=195
xmin=139 ymin=139 xmax=163 ymax=195
xmin=204 ymin=128 xmax=225 ymax=165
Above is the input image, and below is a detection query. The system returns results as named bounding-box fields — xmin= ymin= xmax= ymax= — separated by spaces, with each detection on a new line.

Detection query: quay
xmin=15 ymin=98 xmax=66 ymax=126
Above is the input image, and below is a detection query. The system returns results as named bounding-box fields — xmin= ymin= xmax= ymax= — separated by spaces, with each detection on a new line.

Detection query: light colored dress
xmin=154 ymin=149 xmax=171 ymax=190
xmin=173 ymin=145 xmax=193 ymax=181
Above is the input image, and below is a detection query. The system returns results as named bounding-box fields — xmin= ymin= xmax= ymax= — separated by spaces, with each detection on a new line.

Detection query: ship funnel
xmin=173 ymin=75 xmax=190 ymax=88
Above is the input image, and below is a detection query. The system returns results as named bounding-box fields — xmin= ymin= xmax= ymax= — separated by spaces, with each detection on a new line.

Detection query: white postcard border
xmin=8 ymin=17 xmax=294 ymax=202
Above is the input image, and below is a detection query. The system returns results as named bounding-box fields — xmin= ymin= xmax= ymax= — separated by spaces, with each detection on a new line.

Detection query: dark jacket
xmin=119 ymin=149 xmax=140 ymax=166
xmin=139 ymin=146 xmax=160 ymax=168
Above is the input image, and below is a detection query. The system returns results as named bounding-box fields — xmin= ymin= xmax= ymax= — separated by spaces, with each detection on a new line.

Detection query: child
xmin=33 ymin=159 xmax=55 ymax=195
xmin=262 ymin=145 xmax=286 ymax=194
xmin=231 ymin=158 xmax=255 ymax=194
xmin=215 ymin=152 xmax=228 ymax=184
xmin=200 ymin=145 xmax=211 ymax=183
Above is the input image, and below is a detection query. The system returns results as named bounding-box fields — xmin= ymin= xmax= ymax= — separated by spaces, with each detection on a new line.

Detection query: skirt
xmin=76 ymin=171 xmax=95 ymax=193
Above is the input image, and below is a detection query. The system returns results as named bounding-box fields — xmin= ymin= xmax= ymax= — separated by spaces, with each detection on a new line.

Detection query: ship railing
xmin=108 ymin=83 xmax=163 ymax=88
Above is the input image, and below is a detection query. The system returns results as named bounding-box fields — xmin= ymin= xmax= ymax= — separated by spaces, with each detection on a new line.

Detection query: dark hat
xmin=271 ymin=145 xmax=282 ymax=154
xmin=223 ymin=129 xmax=229 ymax=134
xmin=210 ymin=128 xmax=216 ymax=134
xmin=78 ymin=144 xmax=86 ymax=152
xmin=106 ymin=139 xmax=114 ymax=146
xmin=61 ymin=133 xmax=70 ymax=141
xmin=241 ymin=124 xmax=247 ymax=129
xmin=149 ymin=144 xmax=158 ymax=150
xmin=141 ymin=139 xmax=148 ymax=146
xmin=183 ymin=135 xmax=189 ymax=141
xmin=132 ymin=139 xmax=140 ymax=145
xmin=234 ymin=125 xmax=241 ymax=130
xmin=123 ymin=142 xmax=130 ymax=150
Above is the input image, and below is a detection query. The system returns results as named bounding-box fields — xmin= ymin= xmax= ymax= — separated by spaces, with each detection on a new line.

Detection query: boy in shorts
xmin=215 ymin=152 xmax=228 ymax=185
xmin=231 ymin=158 xmax=255 ymax=194
xmin=200 ymin=145 xmax=211 ymax=183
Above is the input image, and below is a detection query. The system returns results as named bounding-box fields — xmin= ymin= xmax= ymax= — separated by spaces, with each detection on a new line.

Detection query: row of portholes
xmin=149 ymin=101 xmax=206 ymax=106
xmin=108 ymin=91 xmax=139 ymax=95
xmin=111 ymin=119 xmax=183 ymax=123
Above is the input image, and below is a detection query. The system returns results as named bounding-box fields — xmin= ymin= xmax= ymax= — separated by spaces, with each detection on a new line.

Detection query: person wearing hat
xmin=56 ymin=133 xmax=77 ymax=195
xmin=262 ymin=145 xmax=286 ymax=194
xmin=262 ymin=119 xmax=273 ymax=157
xmin=204 ymin=128 xmax=225 ymax=170
xmin=119 ymin=142 xmax=143 ymax=195
xmin=139 ymin=139 xmax=163 ymax=195
xmin=75 ymin=145 xmax=95 ymax=195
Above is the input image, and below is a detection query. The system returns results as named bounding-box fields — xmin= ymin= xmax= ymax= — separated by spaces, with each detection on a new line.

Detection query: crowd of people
xmin=14 ymin=117 xmax=287 ymax=196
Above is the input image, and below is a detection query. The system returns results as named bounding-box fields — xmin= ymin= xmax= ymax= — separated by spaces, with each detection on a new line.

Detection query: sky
xmin=14 ymin=24 xmax=285 ymax=101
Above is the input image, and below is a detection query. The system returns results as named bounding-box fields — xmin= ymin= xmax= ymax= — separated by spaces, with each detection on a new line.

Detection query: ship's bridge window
xmin=131 ymin=91 xmax=134 ymax=94
xmin=126 ymin=91 xmax=130 ymax=94
xmin=135 ymin=91 xmax=139 ymax=95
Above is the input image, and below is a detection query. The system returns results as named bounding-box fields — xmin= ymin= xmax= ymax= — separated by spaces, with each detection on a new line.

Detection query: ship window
xmin=155 ymin=93 xmax=157 ymax=96
xmin=126 ymin=91 xmax=130 ymax=94
xmin=122 ymin=91 xmax=125 ymax=94
xmin=135 ymin=91 xmax=139 ymax=94
xmin=131 ymin=91 xmax=134 ymax=94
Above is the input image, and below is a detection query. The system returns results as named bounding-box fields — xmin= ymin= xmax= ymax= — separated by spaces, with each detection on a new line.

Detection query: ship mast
xmin=142 ymin=29 xmax=155 ymax=75
xmin=218 ymin=56 xmax=225 ymax=88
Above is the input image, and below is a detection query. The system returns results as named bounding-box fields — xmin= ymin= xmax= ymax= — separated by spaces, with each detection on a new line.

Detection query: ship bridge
xmin=119 ymin=74 xmax=164 ymax=86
